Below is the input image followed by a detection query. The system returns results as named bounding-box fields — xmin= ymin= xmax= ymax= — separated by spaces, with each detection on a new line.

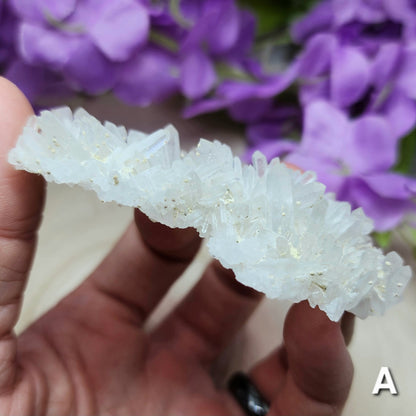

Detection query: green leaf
xmin=393 ymin=129 xmax=416 ymax=174
xmin=372 ymin=231 xmax=392 ymax=248
xmin=238 ymin=0 xmax=321 ymax=37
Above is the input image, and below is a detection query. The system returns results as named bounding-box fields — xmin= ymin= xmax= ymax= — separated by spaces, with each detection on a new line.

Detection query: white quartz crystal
xmin=8 ymin=107 xmax=412 ymax=321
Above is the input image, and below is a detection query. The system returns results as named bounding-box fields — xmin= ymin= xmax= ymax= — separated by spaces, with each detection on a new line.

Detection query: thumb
xmin=0 ymin=77 xmax=45 ymax=391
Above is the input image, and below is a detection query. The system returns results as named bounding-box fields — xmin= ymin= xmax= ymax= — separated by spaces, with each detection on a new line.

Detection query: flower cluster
xmin=1 ymin=0 xmax=257 ymax=106
xmin=207 ymin=0 xmax=416 ymax=232
xmin=286 ymin=0 xmax=416 ymax=232
xmin=0 ymin=0 xmax=415 ymax=235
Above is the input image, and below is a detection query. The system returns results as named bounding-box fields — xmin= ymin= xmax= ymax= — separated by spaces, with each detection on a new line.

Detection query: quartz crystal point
xmin=8 ymin=107 xmax=412 ymax=321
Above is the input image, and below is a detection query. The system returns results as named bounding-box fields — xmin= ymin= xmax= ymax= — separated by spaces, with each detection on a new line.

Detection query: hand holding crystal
xmin=0 ymin=77 xmax=353 ymax=415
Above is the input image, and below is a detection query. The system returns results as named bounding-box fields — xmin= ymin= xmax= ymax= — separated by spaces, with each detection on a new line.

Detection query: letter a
xmin=372 ymin=366 xmax=398 ymax=395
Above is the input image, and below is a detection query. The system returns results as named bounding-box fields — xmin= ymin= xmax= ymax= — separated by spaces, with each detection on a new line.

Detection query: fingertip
xmin=0 ymin=77 xmax=45 ymax=238
xmin=283 ymin=301 xmax=349 ymax=370
xmin=0 ymin=77 xmax=34 ymax=171
xmin=134 ymin=209 xmax=201 ymax=262
xmin=284 ymin=302 xmax=354 ymax=348
xmin=283 ymin=301 xmax=354 ymax=405
xmin=0 ymin=76 xmax=34 ymax=123
xmin=284 ymin=301 xmax=341 ymax=347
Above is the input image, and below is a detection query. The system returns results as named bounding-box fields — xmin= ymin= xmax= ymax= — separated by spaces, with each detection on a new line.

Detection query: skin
xmin=0 ymin=77 xmax=353 ymax=416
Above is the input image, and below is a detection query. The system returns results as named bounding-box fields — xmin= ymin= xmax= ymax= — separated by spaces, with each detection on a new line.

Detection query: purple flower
xmin=291 ymin=0 xmax=333 ymax=43
xmin=2 ymin=0 xmax=260 ymax=108
xmin=332 ymin=0 xmax=387 ymax=26
xmin=0 ymin=1 xmax=18 ymax=69
xmin=292 ymin=2 xmax=416 ymax=140
xmin=297 ymin=33 xmax=374 ymax=109
xmin=180 ymin=48 xmax=216 ymax=99
xmin=11 ymin=0 xmax=150 ymax=93
xmin=241 ymin=0 xmax=416 ymax=232
xmin=178 ymin=0 xmax=256 ymax=100
xmin=283 ymin=101 xmax=416 ymax=231
xmin=241 ymin=106 xmax=301 ymax=162
xmin=0 ymin=1 xmax=69 ymax=103
xmin=332 ymin=0 xmax=416 ymax=42
xmin=183 ymin=60 xmax=299 ymax=119
xmin=114 ymin=46 xmax=179 ymax=106
xmin=5 ymin=60 xmax=70 ymax=102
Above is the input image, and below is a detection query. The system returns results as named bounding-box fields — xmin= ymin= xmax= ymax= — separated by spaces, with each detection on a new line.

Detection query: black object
xmin=228 ymin=371 xmax=270 ymax=416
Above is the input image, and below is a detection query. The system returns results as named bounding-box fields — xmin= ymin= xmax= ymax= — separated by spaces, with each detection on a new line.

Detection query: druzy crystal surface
xmin=8 ymin=107 xmax=412 ymax=321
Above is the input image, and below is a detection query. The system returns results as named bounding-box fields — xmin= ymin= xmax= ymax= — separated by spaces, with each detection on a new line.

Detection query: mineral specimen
xmin=8 ymin=107 xmax=412 ymax=321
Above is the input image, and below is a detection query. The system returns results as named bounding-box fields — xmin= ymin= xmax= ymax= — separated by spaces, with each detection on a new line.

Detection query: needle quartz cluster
xmin=8 ymin=107 xmax=412 ymax=321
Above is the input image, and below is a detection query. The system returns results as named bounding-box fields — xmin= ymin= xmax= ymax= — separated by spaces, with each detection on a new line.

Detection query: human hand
xmin=0 ymin=77 xmax=353 ymax=416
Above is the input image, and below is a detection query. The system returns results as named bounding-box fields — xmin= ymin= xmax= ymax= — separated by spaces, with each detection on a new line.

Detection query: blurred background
xmin=1 ymin=1 xmax=415 ymax=414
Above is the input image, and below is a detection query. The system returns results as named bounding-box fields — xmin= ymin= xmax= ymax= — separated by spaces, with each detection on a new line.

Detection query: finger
xmin=151 ymin=260 xmax=262 ymax=365
xmin=252 ymin=301 xmax=353 ymax=415
xmin=64 ymin=209 xmax=201 ymax=327
xmin=249 ymin=346 xmax=288 ymax=400
xmin=340 ymin=312 xmax=355 ymax=346
xmin=62 ymin=161 xmax=303 ymax=329
xmin=0 ymin=77 xmax=45 ymax=391
xmin=250 ymin=312 xmax=355 ymax=401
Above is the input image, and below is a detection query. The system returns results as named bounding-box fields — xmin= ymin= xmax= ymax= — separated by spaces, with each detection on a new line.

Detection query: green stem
xmin=149 ymin=30 xmax=179 ymax=53
xmin=45 ymin=11 xmax=84 ymax=34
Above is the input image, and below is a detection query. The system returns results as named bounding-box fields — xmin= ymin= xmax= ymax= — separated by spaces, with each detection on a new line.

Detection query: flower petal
xmin=330 ymin=45 xmax=371 ymax=108
xmin=114 ymin=47 xmax=179 ymax=106
xmin=285 ymin=152 xmax=346 ymax=193
xmin=381 ymin=88 xmax=416 ymax=139
xmin=333 ymin=0 xmax=359 ymax=26
xmin=18 ymin=23 xmax=79 ymax=68
xmin=227 ymin=10 xmax=256 ymax=58
xmin=301 ymin=100 xmax=350 ymax=160
xmin=88 ymin=0 xmax=149 ymax=61
xmin=64 ymin=39 xmax=116 ymax=94
xmin=363 ymin=172 xmax=416 ymax=199
xmin=181 ymin=0 xmax=239 ymax=55
xmin=397 ymin=46 xmax=416 ymax=99
xmin=291 ymin=1 xmax=333 ymax=43
xmin=243 ymin=139 xmax=299 ymax=163
xmin=229 ymin=98 xmax=273 ymax=123
xmin=183 ymin=97 xmax=229 ymax=118
xmin=5 ymin=60 xmax=69 ymax=102
xmin=382 ymin=0 xmax=413 ymax=21
xmin=203 ymin=0 xmax=240 ymax=54
xmin=371 ymin=42 xmax=402 ymax=90
xmin=216 ymin=61 xmax=299 ymax=101
xmin=299 ymin=78 xmax=330 ymax=105
xmin=298 ymin=33 xmax=336 ymax=77
xmin=356 ymin=0 xmax=387 ymax=22
xmin=10 ymin=0 xmax=76 ymax=21
xmin=247 ymin=121 xmax=289 ymax=145
xmin=180 ymin=49 xmax=216 ymax=99
xmin=347 ymin=115 xmax=396 ymax=174
xmin=339 ymin=177 xmax=414 ymax=231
